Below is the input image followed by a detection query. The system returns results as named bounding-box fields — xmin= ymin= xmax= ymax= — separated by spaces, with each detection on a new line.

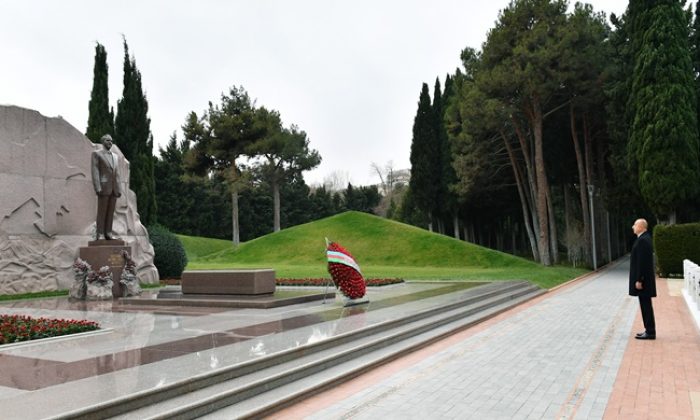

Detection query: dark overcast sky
xmin=1 ymin=0 xmax=628 ymax=186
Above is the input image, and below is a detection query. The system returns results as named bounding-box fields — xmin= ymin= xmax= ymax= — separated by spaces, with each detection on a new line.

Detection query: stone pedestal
xmin=181 ymin=269 xmax=275 ymax=295
xmin=79 ymin=239 xmax=131 ymax=297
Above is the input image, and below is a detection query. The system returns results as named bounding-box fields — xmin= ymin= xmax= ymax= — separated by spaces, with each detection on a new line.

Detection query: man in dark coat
xmin=629 ymin=218 xmax=656 ymax=339
xmin=91 ymin=134 xmax=121 ymax=240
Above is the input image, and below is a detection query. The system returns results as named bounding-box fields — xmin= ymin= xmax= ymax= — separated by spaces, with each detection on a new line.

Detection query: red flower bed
xmin=0 ymin=314 xmax=100 ymax=345
xmin=276 ymin=278 xmax=404 ymax=287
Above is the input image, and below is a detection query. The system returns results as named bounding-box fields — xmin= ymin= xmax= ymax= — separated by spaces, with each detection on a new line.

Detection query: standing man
xmin=91 ymin=134 xmax=121 ymax=240
xmin=629 ymin=218 xmax=656 ymax=340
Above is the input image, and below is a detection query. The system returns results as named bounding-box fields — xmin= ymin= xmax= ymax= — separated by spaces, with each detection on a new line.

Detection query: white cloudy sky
xmin=1 ymin=0 xmax=628 ymax=186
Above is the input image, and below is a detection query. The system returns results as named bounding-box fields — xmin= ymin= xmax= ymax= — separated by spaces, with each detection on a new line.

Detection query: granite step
xmin=93 ymin=282 xmax=543 ymax=420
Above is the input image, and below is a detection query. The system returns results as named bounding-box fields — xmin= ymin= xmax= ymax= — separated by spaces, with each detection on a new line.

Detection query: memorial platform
xmin=0 ymin=280 xmax=541 ymax=419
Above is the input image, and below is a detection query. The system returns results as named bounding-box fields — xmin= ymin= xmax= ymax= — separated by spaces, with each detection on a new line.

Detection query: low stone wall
xmin=684 ymin=259 xmax=700 ymax=311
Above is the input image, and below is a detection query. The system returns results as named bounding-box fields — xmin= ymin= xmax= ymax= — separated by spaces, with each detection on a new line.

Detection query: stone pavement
xmin=274 ymin=259 xmax=700 ymax=420
xmin=604 ymin=278 xmax=700 ymax=419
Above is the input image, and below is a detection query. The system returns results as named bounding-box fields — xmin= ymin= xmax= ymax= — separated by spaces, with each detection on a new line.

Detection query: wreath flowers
xmin=326 ymin=241 xmax=366 ymax=299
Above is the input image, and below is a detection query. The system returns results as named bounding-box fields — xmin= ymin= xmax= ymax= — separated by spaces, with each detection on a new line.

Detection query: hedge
xmin=654 ymin=223 xmax=700 ymax=277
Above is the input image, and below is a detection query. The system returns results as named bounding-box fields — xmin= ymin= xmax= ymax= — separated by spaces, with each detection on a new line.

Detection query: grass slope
xmin=181 ymin=212 xmax=587 ymax=289
xmin=177 ymin=234 xmax=232 ymax=261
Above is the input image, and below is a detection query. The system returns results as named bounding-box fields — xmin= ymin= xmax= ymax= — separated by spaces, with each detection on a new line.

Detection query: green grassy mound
xmin=179 ymin=212 xmax=586 ymax=289
xmin=177 ymin=234 xmax=232 ymax=261
xmin=194 ymin=211 xmax=534 ymax=267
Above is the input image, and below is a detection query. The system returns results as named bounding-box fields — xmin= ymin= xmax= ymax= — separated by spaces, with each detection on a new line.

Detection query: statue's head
xmin=101 ymin=134 xmax=113 ymax=150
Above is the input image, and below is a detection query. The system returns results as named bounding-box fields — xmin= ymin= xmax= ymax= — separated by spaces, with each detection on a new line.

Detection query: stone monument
xmin=0 ymin=105 xmax=158 ymax=295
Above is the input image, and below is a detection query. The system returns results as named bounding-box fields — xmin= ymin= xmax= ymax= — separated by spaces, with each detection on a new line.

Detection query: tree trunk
xmin=502 ymin=131 xmax=539 ymax=261
xmin=570 ymin=105 xmax=591 ymax=264
xmin=453 ymin=215 xmax=460 ymax=240
xmin=546 ymin=186 xmax=559 ymax=264
xmin=272 ymin=181 xmax=281 ymax=232
xmin=531 ymin=99 xmax=551 ymax=265
xmin=511 ymin=118 xmax=541 ymax=251
xmin=231 ymin=190 xmax=240 ymax=246
xmin=564 ymin=185 xmax=572 ymax=263
xmin=593 ymin=120 xmax=610 ymax=263
xmin=230 ymin=164 xmax=242 ymax=247
xmin=512 ymin=117 xmax=539 ymax=216
xmin=496 ymin=222 xmax=504 ymax=251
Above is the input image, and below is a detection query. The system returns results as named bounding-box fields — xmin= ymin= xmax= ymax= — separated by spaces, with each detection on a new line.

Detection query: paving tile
xmin=285 ymin=262 xmax=643 ymax=419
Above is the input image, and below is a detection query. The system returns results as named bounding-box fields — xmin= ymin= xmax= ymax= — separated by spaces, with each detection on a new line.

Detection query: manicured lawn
xmin=177 ymin=234 xmax=232 ymax=261
xmin=182 ymin=212 xmax=588 ymax=290
xmin=0 ymin=290 xmax=69 ymax=301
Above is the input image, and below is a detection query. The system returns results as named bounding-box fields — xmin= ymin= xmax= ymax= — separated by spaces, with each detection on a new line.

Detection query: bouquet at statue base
xmin=120 ymin=250 xmax=142 ymax=297
xmin=326 ymin=241 xmax=368 ymax=306
xmin=70 ymin=258 xmax=92 ymax=299
xmin=86 ymin=266 xmax=114 ymax=300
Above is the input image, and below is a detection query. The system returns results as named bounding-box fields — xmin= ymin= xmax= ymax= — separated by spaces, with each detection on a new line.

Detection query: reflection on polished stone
xmin=0 ymin=282 xmax=487 ymax=393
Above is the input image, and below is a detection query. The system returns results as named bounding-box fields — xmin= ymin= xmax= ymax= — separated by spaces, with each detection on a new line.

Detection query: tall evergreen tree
xmin=474 ymin=0 xmax=571 ymax=265
xmin=155 ymin=133 xmax=191 ymax=230
xmin=432 ymin=78 xmax=447 ymax=233
xmin=436 ymin=75 xmax=460 ymax=238
xmin=246 ymin=108 xmax=321 ymax=232
xmin=440 ymin=74 xmax=459 ymax=239
xmin=693 ymin=3 xmax=700 ymax=134
xmin=114 ymin=38 xmax=157 ymax=225
xmin=628 ymin=0 xmax=700 ymax=223
xmin=408 ymin=83 xmax=439 ymax=231
xmin=85 ymin=42 xmax=114 ymax=142
xmin=184 ymin=86 xmax=267 ymax=246
xmin=605 ymin=10 xmax=651 ymax=227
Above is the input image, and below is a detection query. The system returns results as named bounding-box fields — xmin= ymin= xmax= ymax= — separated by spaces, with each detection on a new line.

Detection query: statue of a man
xmin=91 ymin=134 xmax=121 ymax=240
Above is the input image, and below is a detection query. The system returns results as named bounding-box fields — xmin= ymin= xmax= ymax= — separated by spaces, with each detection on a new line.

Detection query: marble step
xmin=106 ymin=283 xmax=542 ymax=420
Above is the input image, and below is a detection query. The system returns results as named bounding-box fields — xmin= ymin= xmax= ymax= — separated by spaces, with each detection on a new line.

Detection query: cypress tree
xmin=408 ymin=83 xmax=439 ymax=229
xmin=114 ymin=38 xmax=157 ymax=225
xmin=85 ymin=43 xmax=114 ymax=142
xmin=432 ymin=76 xmax=460 ymax=235
xmin=628 ymin=0 xmax=700 ymax=222
xmin=432 ymin=78 xmax=445 ymax=210
xmin=441 ymin=74 xmax=460 ymax=237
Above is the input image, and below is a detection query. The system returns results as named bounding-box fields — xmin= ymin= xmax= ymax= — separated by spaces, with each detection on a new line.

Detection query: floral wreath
xmin=326 ymin=241 xmax=366 ymax=299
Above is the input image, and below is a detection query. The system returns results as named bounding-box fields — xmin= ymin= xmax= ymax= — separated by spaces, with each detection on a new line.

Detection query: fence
xmin=683 ymin=259 xmax=700 ymax=312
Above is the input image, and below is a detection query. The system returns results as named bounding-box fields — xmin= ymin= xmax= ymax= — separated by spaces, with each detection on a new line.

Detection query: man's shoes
xmin=635 ymin=332 xmax=656 ymax=340
xmin=635 ymin=331 xmax=645 ymax=337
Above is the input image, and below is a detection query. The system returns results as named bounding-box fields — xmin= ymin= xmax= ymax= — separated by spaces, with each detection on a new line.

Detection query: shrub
xmin=654 ymin=223 xmax=700 ymax=277
xmin=149 ymin=224 xmax=188 ymax=279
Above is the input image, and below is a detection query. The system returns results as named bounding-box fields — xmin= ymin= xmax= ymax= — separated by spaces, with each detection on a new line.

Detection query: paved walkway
xmin=604 ymin=278 xmax=700 ymax=419
xmin=274 ymin=260 xmax=700 ymax=420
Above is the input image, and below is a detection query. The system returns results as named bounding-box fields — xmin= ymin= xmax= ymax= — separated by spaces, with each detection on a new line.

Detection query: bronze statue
xmin=91 ymin=134 xmax=121 ymax=240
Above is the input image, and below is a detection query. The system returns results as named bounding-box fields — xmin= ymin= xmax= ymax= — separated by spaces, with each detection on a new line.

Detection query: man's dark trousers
xmin=639 ymin=296 xmax=655 ymax=335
